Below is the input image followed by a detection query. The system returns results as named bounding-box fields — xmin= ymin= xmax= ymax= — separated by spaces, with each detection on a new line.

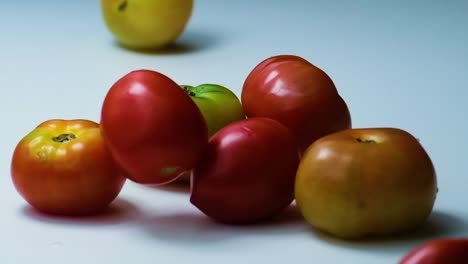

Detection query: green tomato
xmin=100 ymin=0 xmax=193 ymax=50
xmin=181 ymin=84 xmax=246 ymax=138
xmin=175 ymin=84 xmax=245 ymax=184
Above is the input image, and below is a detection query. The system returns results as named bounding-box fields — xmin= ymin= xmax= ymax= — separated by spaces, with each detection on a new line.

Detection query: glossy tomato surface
xmin=101 ymin=69 xmax=208 ymax=184
xmin=241 ymin=55 xmax=352 ymax=153
xmin=11 ymin=119 xmax=126 ymax=216
xmin=399 ymin=238 xmax=468 ymax=264
xmin=295 ymin=128 xmax=437 ymax=239
xmin=181 ymin=84 xmax=245 ymax=137
xmin=177 ymin=83 xmax=246 ymax=183
xmin=191 ymin=117 xmax=300 ymax=224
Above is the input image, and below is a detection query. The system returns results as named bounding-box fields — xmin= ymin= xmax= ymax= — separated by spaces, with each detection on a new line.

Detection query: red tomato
xmin=399 ymin=238 xmax=468 ymax=264
xmin=241 ymin=55 xmax=352 ymax=153
xmin=100 ymin=70 xmax=208 ymax=184
xmin=11 ymin=119 xmax=126 ymax=216
xmin=190 ymin=117 xmax=300 ymax=224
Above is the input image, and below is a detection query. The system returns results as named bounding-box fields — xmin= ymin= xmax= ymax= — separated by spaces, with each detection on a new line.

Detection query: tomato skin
xmin=181 ymin=84 xmax=246 ymax=138
xmin=11 ymin=119 xmax=126 ymax=216
xmin=176 ymin=83 xmax=246 ymax=183
xmin=190 ymin=117 xmax=300 ymax=224
xmin=100 ymin=69 xmax=208 ymax=184
xmin=101 ymin=0 xmax=193 ymax=49
xmin=241 ymin=55 xmax=352 ymax=153
xmin=295 ymin=128 xmax=437 ymax=239
xmin=399 ymin=238 xmax=468 ymax=264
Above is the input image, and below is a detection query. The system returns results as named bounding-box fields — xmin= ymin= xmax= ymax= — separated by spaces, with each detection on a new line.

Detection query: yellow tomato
xmin=295 ymin=128 xmax=437 ymax=239
xmin=101 ymin=0 xmax=193 ymax=49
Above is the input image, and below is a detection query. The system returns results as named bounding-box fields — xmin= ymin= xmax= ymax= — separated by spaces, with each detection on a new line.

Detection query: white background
xmin=1 ymin=0 xmax=467 ymax=263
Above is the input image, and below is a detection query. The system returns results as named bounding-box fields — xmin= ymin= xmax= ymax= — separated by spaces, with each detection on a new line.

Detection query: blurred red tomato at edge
xmin=11 ymin=119 xmax=126 ymax=215
xmin=399 ymin=238 xmax=468 ymax=264
xmin=100 ymin=70 xmax=208 ymax=184
xmin=241 ymin=55 xmax=352 ymax=153
xmin=190 ymin=117 xmax=300 ymax=224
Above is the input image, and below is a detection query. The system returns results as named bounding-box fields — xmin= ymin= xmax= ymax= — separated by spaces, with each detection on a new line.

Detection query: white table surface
xmin=1 ymin=0 xmax=467 ymax=263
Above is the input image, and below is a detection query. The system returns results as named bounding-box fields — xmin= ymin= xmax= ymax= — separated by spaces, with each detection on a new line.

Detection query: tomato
xmin=101 ymin=0 xmax=193 ymax=49
xmin=241 ymin=54 xmax=352 ymax=153
xmin=295 ymin=128 xmax=437 ymax=239
xmin=175 ymin=83 xmax=246 ymax=183
xmin=100 ymin=69 xmax=208 ymax=184
xmin=10 ymin=119 xmax=126 ymax=216
xmin=399 ymin=238 xmax=468 ymax=264
xmin=190 ymin=117 xmax=300 ymax=224
xmin=181 ymin=84 xmax=245 ymax=138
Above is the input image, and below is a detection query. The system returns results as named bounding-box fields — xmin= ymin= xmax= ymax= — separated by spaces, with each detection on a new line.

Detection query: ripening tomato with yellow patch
xmin=11 ymin=119 xmax=126 ymax=216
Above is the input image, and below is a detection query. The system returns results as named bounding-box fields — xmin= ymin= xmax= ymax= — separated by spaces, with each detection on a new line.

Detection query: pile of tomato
xmin=10 ymin=55 xmax=467 ymax=263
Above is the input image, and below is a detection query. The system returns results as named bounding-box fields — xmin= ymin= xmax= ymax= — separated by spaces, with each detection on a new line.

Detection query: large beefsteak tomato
xmin=241 ymin=55 xmax=352 ymax=153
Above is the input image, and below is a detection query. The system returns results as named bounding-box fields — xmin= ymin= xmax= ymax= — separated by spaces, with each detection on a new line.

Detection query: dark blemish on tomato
xmin=118 ymin=0 xmax=128 ymax=12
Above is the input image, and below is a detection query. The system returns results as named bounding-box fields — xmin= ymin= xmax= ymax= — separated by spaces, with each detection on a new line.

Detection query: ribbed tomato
xmin=241 ymin=55 xmax=351 ymax=153
xmin=11 ymin=119 xmax=126 ymax=215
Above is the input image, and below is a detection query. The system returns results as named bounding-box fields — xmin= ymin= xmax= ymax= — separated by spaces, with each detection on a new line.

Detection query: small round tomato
xmin=241 ymin=55 xmax=352 ymax=153
xmin=101 ymin=0 xmax=193 ymax=49
xmin=100 ymin=69 xmax=208 ymax=184
xmin=190 ymin=117 xmax=300 ymax=224
xmin=11 ymin=119 xmax=126 ymax=216
xmin=399 ymin=238 xmax=468 ymax=264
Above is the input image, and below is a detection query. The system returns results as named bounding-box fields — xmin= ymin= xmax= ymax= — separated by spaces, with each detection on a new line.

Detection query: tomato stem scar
xmin=182 ymin=86 xmax=196 ymax=97
xmin=160 ymin=167 xmax=177 ymax=175
xmin=356 ymin=138 xmax=376 ymax=144
xmin=53 ymin=133 xmax=76 ymax=143
xmin=118 ymin=0 xmax=127 ymax=12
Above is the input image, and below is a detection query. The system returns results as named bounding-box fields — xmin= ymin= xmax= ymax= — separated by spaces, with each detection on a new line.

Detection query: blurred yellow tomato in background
xmin=101 ymin=0 xmax=193 ymax=50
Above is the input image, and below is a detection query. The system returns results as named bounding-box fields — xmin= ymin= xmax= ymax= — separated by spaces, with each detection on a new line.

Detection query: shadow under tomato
xmin=135 ymin=202 xmax=308 ymax=245
xmin=113 ymin=29 xmax=224 ymax=55
xmin=21 ymin=197 xmax=140 ymax=226
xmin=135 ymin=210 xmax=230 ymax=244
xmin=226 ymin=202 xmax=308 ymax=232
xmin=310 ymin=210 xmax=466 ymax=255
